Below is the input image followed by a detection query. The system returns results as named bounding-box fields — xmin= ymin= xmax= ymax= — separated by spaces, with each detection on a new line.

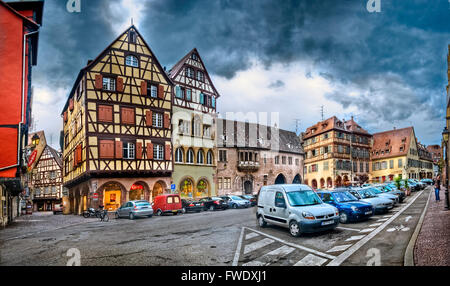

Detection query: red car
xmin=152 ymin=194 xmax=183 ymax=216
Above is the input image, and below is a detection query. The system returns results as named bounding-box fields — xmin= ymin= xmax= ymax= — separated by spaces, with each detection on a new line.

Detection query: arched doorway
xmin=335 ymin=176 xmax=342 ymax=187
xmin=327 ymin=177 xmax=333 ymax=189
xmin=196 ymin=179 xmax=210 ymax=198
xmin=292 ymin=174 xmax=302 ymax=184
xmin=275 ymin=174 xmax=286 ymax=184
xmin=243 ymin=181 xmax=253 ymax=194
xmin=151 ymin=181 xmax=165 ymax=202
xmin=179 ymin=178 xmax=194 ymax=199
xmin=103 ymin=182 xmax=123 ymax=211
xmin=343 ymin=175 xmax=349 ymax=186
xmin=129 ymin=183 xmax=145 ymax=201
xmin=320 ymin=178 xmax=325 ymax=189
xmin=311 ymin=179 xmax=318 ymax=189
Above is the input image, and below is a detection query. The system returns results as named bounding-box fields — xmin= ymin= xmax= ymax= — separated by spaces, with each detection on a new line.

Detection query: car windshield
xmin=136 ymin=202 xmax=150 ymax=206
xmin=212 ymin=197 xmax=222 ymax=201
xmin=359 ymin=189 xmax=377 ymax=198
xmin=368 ymin=188 xmax=382 ymax=194
xmin=231 ymin=196 xmax=243 ymax=200
xmin=332 ymin=191 xmax=358 ymax=202
xmin=286 ymin=190 xmax=322 ymax=206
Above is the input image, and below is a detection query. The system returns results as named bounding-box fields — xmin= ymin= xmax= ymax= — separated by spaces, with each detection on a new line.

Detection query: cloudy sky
xmin=29 ymin=0 xmax=450 ymax=148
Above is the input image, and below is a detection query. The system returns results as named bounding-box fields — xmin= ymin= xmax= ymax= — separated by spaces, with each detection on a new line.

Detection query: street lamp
xmin=442 ymin=127 xmax=450 ymax=210
xmin=31 ymin=134 xmax=40 ymax=147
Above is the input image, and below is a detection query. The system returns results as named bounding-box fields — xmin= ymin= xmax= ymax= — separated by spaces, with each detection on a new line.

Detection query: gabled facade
xmin=27 ymin=131 xmax=63 ymax=212
xmin=0 ymin=0 xmax=43 ymax=226
xmin=61 ymin=26 xmax=174 ymax=213
xmin=168 ymin=48 xmax=220 ymax=198
xmin=302 ymin=116 xmax=372 ymax=189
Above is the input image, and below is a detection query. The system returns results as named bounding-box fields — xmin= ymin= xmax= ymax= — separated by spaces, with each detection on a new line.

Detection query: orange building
xmin=0 ymin=0 xmax=43 ymax=226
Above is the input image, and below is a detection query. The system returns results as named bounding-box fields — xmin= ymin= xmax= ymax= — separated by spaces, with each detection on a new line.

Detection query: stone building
xmin=427 ymin=144 xmax=442 ymax=176
xmin=216 ymin=119 xmax=304 ymax=196
xmin=303 ymin=116 xmax=372 ymax=189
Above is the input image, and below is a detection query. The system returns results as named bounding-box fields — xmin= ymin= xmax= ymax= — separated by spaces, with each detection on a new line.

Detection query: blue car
xmin=317 ymin=190 xmax=374 ymax=224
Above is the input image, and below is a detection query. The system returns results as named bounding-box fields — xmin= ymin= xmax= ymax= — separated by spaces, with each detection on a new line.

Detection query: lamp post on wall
xmin=442 ymin=127 xmax=450 ymax=210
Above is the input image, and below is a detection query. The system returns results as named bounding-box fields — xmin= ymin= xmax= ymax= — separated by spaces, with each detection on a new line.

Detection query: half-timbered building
xmin=61 ymin=26 xmax=174 ymax=214
xmin=27 ymin=131 xmax=63 ymax=212
xmin=168 ymin=49 xmax=220 ymax=198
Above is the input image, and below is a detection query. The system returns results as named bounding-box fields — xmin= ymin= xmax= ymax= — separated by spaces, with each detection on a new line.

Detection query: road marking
xmin=327 ymin=244 xmax=352 ymax=253
xmin=243 ymin=238 xmax=274 ymax=254
xmin=243 ymin=245 xmax=295 ymax=266
xmin=383 ymin=215 xmax=393 ymax=218
xmin=377 ymin=218 xmax=389 ymax=222
xmin=327 ymin=190 xmax=424 ymax=266
xmin=345 ymin=235 xmax=365 ymax=242
xmin=386 ymin=225 xmax=410 ymax=232
xmin=244 ymin=227 xmax=336 ymax=260
xmin=245 ymin=233 xmax=259 ymax=240
xmin=232 ymin=227 xmax=245 ymax=266
xmin=360 ymin=228 xmax=376 ymax=233
xmin=294 ymin=254 xmax=328 ymax=266
xmin=405 ymin=216 xmax=412 ymax=222
xmin=369 ymin=223 xmax=383 ymax=227
xmin=337 ymin=226 xmax=361 ymax=232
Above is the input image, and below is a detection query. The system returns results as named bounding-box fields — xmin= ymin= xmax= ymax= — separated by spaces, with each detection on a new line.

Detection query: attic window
xmin=191 ymin=53 xmax=199 ymax=61
xmin=129 ymin=31 xmax=137 ymax=43
xmin=126 ymin=55 xmax=139 ymax=67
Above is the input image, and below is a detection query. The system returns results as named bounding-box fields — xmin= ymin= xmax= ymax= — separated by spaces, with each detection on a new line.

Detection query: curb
xmin=404 ymin=187 xmax=432 ymax=266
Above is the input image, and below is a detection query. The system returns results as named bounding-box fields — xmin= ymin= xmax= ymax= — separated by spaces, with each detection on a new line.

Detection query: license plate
xmin=321 ymin=220 xmax=334 ymax=226
xmin=365 ymin=211 xmax=372 ymax=215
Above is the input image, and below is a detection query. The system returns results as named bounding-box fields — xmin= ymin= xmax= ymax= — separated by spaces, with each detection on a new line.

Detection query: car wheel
xmin=209 ymin=206 xmax=214 ymax=211
xmin=232 ymin=204 xmax=238 ymax=209
xmin=147 ymin=214 xmax=153 ymax=218
xmin=289 ymin=220 xmax=301 ymax=237
xmin=156 ymin=209 xmax=162 ymax=216
xmin=129 ymin=213 xmax=135 ymax=220
xmin=182 ymin=208 xmax=186 ymax=214
xmin=173 ymin=211 xmax=178 ymax=216
xmin=339 ymin=212 xmax=348 ymax=224
xmin=258 ymin=215 xmax=267 ymax=228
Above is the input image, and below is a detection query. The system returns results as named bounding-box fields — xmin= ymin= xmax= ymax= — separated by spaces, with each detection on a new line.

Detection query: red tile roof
xmin=372 ymin=127 xmax=413 ymax=160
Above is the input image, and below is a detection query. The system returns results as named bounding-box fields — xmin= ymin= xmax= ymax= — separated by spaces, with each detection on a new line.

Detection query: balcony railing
xmin=237 ymin=161 xmax=260 ymax=172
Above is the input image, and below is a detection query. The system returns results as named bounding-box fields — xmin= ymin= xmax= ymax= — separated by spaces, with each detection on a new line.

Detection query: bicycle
xmin=99 ymin=209 xmax=109 ymax=222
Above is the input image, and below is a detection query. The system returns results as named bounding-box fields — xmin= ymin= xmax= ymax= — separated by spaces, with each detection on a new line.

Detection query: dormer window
xmin=126 ymin=55 xmax=139 ymax=67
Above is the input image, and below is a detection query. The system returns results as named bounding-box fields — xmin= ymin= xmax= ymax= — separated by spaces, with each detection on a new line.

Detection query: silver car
xmin=349 ymin=189 xmax=394 ymax=214
xmin=115 ymin=200 xmax=153 ymax=220
xmin=257 ymin=184 xmax=340 ymax=237
xmin=362 ymin=187 xmax=399 ymax=205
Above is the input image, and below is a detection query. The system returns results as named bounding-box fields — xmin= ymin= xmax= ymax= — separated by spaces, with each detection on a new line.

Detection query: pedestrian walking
xmin=434 ymin=176 xmax=441 ymax=202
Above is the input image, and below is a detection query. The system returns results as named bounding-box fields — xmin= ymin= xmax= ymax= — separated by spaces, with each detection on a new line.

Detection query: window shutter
xmin=141 ymin=81 xmax=147 ymax=96
xmin=76 ymin=144 xmax=81 ymax=164
xmin=95 ymin=74 xmax=103 ymax=90
xmin=212 ymin=96 xmax=216 ymax=108
xmin=200 ymin=93 xmax=204 ymax=104
xmin=147 ymin=143 xmax=153 ymax=160
xmin=158 ymin=85 xmax=165 ymax=99
xmin=165 ymin=144 xmax=171 ymax=161
xmin=117 ymin=77 xmax=124 ymax=92
xmin=146 ymin=110 xmax=152 ymax=127
xmin=115 ymin=141 xmax=123 ymax=159
xmin=69 ymin=98 xmax=74 ymax=111
xmin=164 ymin=113 xmax=170 ymax=129
xmin=63 ymin=111 xmax=68 ymax=122
xmin=136 ymin=142 xmax=143 ymax=159
xmin=175 ymin=86 xmax=181 ymax=98
xmin=73 ymin=154 xmax=77 ymax=167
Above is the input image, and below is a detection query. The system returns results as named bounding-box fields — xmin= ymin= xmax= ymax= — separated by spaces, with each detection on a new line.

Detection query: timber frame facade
xmin=61 ymin=26 xmax=174 ymax=213
xmin=168 ymin=48 xmax=220 ymax=198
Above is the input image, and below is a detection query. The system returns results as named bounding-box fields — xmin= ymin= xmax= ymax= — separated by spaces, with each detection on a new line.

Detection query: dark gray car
xmin=115 ymin=200 xmax=153 ymax=220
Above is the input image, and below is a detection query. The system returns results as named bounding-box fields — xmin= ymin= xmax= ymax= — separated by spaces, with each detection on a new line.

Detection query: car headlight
xmin=351 ymin=206 xmax=359 ymax=212
xmin=302 ymin=211 xmax=315 ymax=220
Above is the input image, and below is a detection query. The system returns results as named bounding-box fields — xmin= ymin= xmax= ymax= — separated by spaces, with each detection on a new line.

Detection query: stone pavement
xmin=0 ymin=212 xmax=90 ymax=241
xmin=414 ymin=186 xmax=450 ymax=266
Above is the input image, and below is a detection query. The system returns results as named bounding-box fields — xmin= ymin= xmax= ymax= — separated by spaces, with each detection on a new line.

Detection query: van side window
xmin=274 ymin=192 xmax=286 ymax=207
xmin=174 ymin=196 xmax=180 ymax=203
xmin=167 ymin=197 xmax=173 ymax=204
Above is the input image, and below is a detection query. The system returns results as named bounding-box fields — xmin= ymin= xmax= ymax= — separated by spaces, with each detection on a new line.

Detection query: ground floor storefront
xmin=172 ymin=165 xmax=216 ymax=199
xmin=65 ymin=176 xmax=172 ymax=214
xmin=33 ymin=198 xmax=61 ymax=212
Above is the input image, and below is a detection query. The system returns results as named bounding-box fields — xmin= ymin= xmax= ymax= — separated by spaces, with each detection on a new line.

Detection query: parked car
xmin=181 ymin=199 xmax=204 ymax=213
xmin=257 ymin=184 xmax=340 ymax=237
xmin=348 ymin=188 xmax=394 ymax=214
xmin=221 ymin=195 xmax=251 ymax=209
xmin=378 ymin=184 xmax=406 ymax=203
xmin=199 ymin=197 xmax=229 ymax=211
xmin=420 ymin=178 xmax=433 ymax=185
xmin=152 ymin=194 xmax=183 ymax=216
xmin=407 ymin=180 xmax=421 ymax=192
xmin=53 ymin=203 xmax=64 ymax=215
xmin=238 ymin=195 xmax=257 ymax=206
xmin=115 ymin=200 xmax=153 ymax=220
xmin=317 ymin=190 xmax=373 ymax=223
xmin=362 ymin=187 xmax=399 ymax=205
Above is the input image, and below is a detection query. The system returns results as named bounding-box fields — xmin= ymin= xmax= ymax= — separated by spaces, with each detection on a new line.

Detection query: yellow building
xmin=371 ymin=127 xmax=432 ymax=182
xmin=303 ymin=116 xmax=372 ymax=189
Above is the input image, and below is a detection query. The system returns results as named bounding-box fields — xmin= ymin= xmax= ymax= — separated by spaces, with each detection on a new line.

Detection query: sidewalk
xmin=414 ymin=186 xmax=450 ymax=266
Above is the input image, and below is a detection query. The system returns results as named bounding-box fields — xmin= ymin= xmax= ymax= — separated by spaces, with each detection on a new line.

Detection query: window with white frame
xmin=197 ymin=150 xmax=204 ymax=164
xmin=153 ymin=113 xmax=163 ymax=128
xmin=153 ymin=144 xmax=164 ymax=160
xmin=207 ymin=150 xmax=213 ymax=165
xmin=149 ymin=84 xmax=158 ymax=98
xmin=197 ymin=70 xmax=204 ymax=82
xmin=186 ymin=67 xmax=194 ymax=78
xmin=123 ymin=142 xmax=135 ymax=159
xmin=187 ymin=149 xmax=194 ymax=164
xmin=193 ymin=115 xmax=201 ymax=136
xmin=203 ymin=125 xmax=211 ymax=138
xmin=125 ymin=55 xmax=139 ymax=67
xmin=175 ymin=148 xmax=184 ymax=163
xmin=102 ymin=77 xmax=115 ymax=91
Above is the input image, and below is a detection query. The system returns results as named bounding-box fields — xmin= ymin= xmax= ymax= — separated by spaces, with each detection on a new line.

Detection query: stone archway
xmin=99 ymin=181 xmax=127 ymax=211
xmin=151 ymin=180 xmax=167 ymax=202
xmin=311 ymin=179 xmax=318 ymax=189
xmin=179 ymin=177 xmax=195 ymax=199
xmin=243 ymin=181 xmax=253 ymax=195
xmin=320 ymin=178 xmax=325 ymax=189
xmin=327 ymin=177 xmax=333 ymax=189
xmin=335 ymin=176 xmax=342 ymax=187
xmin=275 ymin=174 xmax=286 ymax=185
xmin=196 ymin=178 xmax=210 ymax=198
xmin=292 ymin=174 xmax=302 ymax=184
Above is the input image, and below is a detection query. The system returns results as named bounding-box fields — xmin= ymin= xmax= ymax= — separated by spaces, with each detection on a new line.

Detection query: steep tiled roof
xmin=372 ymin=127 xmax=413 ymax=160
xmin=216 ymin=119 xmax=304 ymax=154
xmin=47 ymin=145 xmax=62 ymax=168
xmin=303 ymin=116 xmax=370 ymax=140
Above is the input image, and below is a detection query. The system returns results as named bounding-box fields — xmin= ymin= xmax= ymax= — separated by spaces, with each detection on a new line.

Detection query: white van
xmin=256 ymin=184 xmax=340 ymax=237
